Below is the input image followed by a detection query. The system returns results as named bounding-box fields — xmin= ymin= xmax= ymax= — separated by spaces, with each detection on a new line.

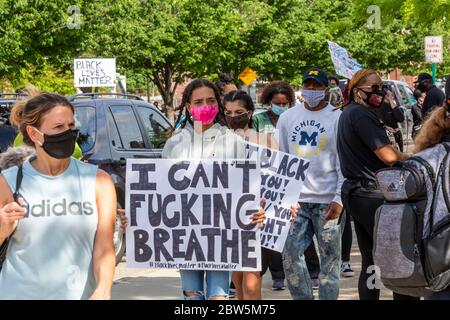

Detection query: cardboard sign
xmin=245 ymin=143 xmax=310 ymax=252
xmin=74 ymin=58 xmax=116 ymax=87
xmin=125 ymin=159 xmax=262 ymax=271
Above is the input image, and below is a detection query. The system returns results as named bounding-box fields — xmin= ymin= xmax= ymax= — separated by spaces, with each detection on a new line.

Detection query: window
xmin=136 ymin=106 xmax=171 ymax=149
xmin=75 ymin=106 xmax=96 ymax=153
xmin=106 ymin=109 xmax=123 ymax=149
xmin=110 ymin=105 xmax=145 ymax=149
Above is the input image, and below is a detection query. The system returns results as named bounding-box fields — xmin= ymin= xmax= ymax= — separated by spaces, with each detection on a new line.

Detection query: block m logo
xmin=299 ymin=131 xmax=318 ymax=146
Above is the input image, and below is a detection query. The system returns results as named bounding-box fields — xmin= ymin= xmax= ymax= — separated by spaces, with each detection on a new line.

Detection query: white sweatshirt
xmin=276 ymin=103 xmax=344 ymax=206
xmin=162 ymin=123 xmax=246 ymax=160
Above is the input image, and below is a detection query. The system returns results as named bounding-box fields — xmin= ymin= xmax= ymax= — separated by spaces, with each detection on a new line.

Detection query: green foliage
xmin=0 ymin=0 xmax=448 ymax=98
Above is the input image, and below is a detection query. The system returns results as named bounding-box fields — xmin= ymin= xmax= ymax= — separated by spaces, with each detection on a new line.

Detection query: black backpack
xmin=0 ymin=164 xmax=23 ymax=272
xmin=374 ymin=143 xmax=450 ymax=297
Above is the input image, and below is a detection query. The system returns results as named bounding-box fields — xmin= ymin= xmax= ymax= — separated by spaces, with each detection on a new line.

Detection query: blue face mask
xmin=271 ymin=104 xmax=288 ymax=115
xmin=302 ymin=89 xmax=326 ymax=108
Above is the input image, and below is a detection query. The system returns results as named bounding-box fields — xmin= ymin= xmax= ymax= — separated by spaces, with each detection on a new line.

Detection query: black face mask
xmin=225 ymin=113 xmax=251 ymax=130
xmin=37 ymin=128 xmax=79 ymax=159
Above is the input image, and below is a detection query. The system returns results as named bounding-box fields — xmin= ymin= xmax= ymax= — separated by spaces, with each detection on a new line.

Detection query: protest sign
xmin=245 ymin=143 xmax=310 ymax=252
xmin=327 ymin=40 xmax=363 ymax=79
xmin=125 ymin=159 xmax=262 ymax=271
xmin=74 ymin=58 xmax=116 ymax=87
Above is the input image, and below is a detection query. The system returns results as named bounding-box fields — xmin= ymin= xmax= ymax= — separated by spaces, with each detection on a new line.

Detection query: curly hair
xmin=414 ymin=106 xmax=450 ymax=153
xmin=259 ymin=81 xmax=296 ymax=106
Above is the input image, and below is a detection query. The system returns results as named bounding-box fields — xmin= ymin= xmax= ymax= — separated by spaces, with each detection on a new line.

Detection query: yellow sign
xmin=239 ymin=67 xmax=257 ymax=87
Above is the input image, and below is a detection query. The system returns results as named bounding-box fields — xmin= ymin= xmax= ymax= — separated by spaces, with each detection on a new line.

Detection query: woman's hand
xmin=117 ymin=209 xmax=128 ymax=233
xmin=0 ymin=198 xmax=25 ymax=240
xmin=251 ymin=198 xmax=266 ymax=229
xmin=290 ymin=203 xmax=300 ymax=222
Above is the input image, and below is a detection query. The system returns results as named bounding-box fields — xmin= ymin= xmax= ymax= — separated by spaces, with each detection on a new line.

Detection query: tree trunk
xmin=151 ymin=64 xmax=178 ymax=124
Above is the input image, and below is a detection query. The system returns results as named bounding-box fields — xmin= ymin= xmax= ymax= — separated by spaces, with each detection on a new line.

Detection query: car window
xmin=136 ymin=106 xmax=171 ymax=149
xmin=110 ymin=105 xmax=146 ymax=149
xmin=75 ymin=106 xmax=96 ymax=153
xmin=106 ymin=109 xmax=123 ymax=149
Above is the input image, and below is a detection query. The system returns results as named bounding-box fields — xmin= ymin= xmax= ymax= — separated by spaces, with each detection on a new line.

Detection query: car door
xmin=133 ymin=102 xmax=173 ymax=153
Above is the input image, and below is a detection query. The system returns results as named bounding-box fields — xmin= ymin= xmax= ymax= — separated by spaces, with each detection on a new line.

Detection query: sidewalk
xmin=111 ymin=222 xmax=392 ymax=300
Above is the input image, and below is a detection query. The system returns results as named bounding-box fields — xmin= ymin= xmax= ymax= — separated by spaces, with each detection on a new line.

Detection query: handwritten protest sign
xmin=125 ymin=159 xmax=262 ymax=271
xmin=74 ymin=58 xmax=116 ymax=87
xmin=245 ymin=143 xmax=310 ymax=252
xmin=327 ymin=40 xmax=363 ymax=79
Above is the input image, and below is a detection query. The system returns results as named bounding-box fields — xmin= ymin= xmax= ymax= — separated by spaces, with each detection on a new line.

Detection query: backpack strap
xmin=409 ymin=156 xmax=436 ymax=187
xmin=440 ymin=143 xmax=450 ymax=214
xmin=13 ymin=164 xmax=23 ymax=202
xmin=429 ymin=143 xmax=450 ymax=235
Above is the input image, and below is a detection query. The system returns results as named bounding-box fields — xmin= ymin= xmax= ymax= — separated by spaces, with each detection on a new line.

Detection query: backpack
xmin=373 ymin=143 xmax=450 ymax=297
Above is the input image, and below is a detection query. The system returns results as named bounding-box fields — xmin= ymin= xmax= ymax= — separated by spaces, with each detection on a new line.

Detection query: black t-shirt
xmin=422 ymin=86 xmax=445 ymax=118
xmin=337 ymin=103 xmax=391 ymax=181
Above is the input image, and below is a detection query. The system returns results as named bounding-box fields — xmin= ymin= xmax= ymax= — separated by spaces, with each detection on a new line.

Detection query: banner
xmin=327 ymin=40 xmax=363 ymax=79
xmin=245 ymin=143 xmax=310 ymax=252
xmin=74 ymin=58 xmax=116 ymax=87
xmin=125 ymin=159 xmax=262 ymax=271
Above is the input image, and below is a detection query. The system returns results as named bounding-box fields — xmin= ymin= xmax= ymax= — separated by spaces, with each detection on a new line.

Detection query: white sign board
xmin=125 ymin=159 xmax=262 ymax=271
xmin=425 ymin=36 xmax=443 ymax=63
xmin=74 ymin=58 xmax=116 ymax=87
xmin=245 ymin=143 xmax=310 ymax=252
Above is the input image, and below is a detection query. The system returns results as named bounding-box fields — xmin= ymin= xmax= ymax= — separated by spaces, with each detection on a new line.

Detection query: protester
xmin=328 ymin=75 xmax=344 ymax=108
xmin=379 ymin=97 xmax=450 ymax=300
xmin=414 ymin=73 xmax=445 ymax=118
xmin=337 ymin=68 xmax=418 ymax=300
xmin=253 ymin=81 xmax=307 ymax=290
xmin=254 ymin=81 xmax=296 ymax=135
xmin=222 ymin=89 xmax=290 ymax=299
xmin=216 ymin=73 xmax=238 ymax=99
xmin=412 ymin=89 xmax=425 ymax=139
xmin=0 ymin=88 xmax=116 ymax=299
xmin=161 ymin=79 xmax=266 ymax=300
xmin=378 ymin=89 xmax=405 ymax=151
xmin=277 ymin=68 xmax=344 ymax=300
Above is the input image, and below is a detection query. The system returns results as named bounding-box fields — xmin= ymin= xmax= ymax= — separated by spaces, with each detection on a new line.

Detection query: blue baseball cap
xmin=303 ymin=68 xmax=329 ymax=87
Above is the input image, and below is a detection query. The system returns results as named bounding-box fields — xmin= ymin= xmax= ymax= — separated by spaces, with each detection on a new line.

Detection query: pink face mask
xmin=190 ymin=104 xmax=219 ymax=125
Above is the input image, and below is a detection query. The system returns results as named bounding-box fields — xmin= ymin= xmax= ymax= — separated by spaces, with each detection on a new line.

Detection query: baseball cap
xmin=414 ymin=73 xmax=432 ymax=84
xmin=303 ymin=68 xmax=329 ymax=87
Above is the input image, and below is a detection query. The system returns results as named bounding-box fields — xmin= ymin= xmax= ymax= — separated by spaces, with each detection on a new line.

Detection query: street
xmin=112 ymin=222 xmax=392 ymax=300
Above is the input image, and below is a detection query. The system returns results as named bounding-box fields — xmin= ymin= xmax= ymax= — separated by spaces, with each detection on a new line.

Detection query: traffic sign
xmin=425 ymin=36 xmax=443 ymax=64
xmin=239 ymin=67 xmax=257 ymax=87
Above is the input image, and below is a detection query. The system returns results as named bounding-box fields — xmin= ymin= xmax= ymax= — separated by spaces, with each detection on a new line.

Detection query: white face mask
xmin=302 ymin=89 xmax=326 ymax=108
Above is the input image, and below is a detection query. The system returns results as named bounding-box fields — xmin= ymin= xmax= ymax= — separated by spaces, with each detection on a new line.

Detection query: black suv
xmin=0 ymin=94 xmax=24 ymax=153
xmin=68 ymin=93 xmax=173 ymax=263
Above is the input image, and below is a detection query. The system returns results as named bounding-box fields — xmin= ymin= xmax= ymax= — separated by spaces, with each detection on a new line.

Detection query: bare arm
xmin=374 ymin=144 xmax=410 ymax=166
xmin=0 ymin=175 xmax=23 ymax=246
xmin=90 ymin=169 xmax=117 ymax=300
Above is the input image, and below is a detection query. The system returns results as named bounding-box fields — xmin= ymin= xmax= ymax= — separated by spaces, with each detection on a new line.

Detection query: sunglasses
xmin=358 ymin=84 xmax=390 ymax=95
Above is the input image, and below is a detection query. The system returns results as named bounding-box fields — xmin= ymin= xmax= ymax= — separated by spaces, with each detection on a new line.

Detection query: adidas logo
xmin=387 ymin=182 xmax=398 ymax=193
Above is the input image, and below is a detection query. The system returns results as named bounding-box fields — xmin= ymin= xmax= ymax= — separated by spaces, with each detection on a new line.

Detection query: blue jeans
xmin=180 ymin=270 xmax=231 ymax=300
xmin=283 ymin=202 xmax=343 ymax=300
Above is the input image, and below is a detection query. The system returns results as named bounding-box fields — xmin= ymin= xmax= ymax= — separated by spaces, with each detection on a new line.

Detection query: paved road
xmin=111 ymin=222 xmax=392 ymax=300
